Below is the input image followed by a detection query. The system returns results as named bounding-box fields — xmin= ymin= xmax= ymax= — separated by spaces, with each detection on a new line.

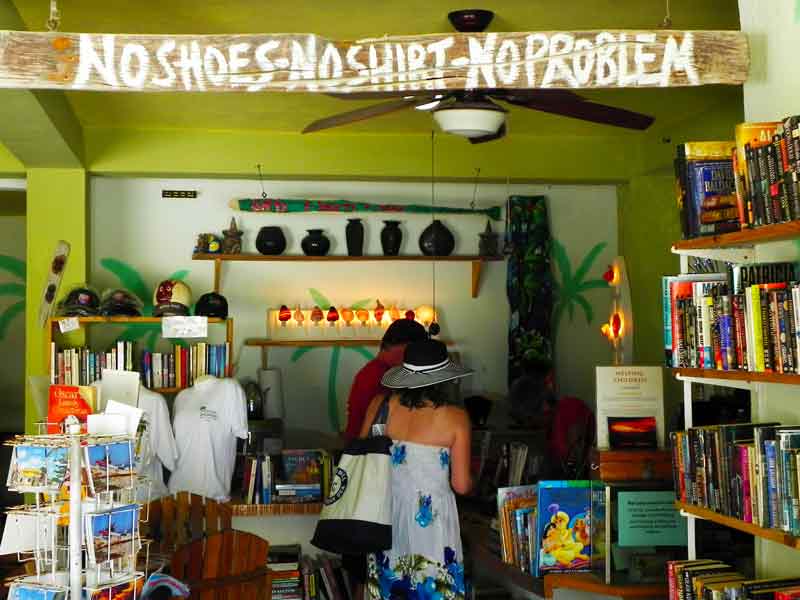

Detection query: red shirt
xmin=547 ymin=395 xmax=594 ymax=464
xmin=344 ymin=357 xmax=390 ymax=441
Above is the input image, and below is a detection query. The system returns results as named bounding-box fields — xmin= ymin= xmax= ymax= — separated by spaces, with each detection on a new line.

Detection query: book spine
xmin=769 ymin=290 xmax=784 ymax=373
xmin=671 ymin=432 xmax=683 ymax=501
xmin=779 ymin=290 xmax=793 ymax=373
xmin=760 ymin=287 xmax=774 ymax=371
xmin=756 ymin=144 xmax=774 ymax=224
xmin=745 ymin=143 xmax=764 ymax=226
xmin=733 ymin=294 xmax=747 ymax=370
xmin=740 ymin=445 xmax=752 ymax=523
xmin=675 ymin=151 xmax=691 ymax=238
xmin=768 ymin=136 xmax=790 ymax=221
xmin=720 ymin=293 xmax=734 ymax=370
xmin=765 ymin=440 xmax=780 ymax=529
xmin=787 ymin=289 xmax=798 ymax=374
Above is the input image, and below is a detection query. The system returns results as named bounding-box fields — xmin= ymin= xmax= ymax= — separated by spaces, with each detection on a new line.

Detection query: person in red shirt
xmin=509 ymin=361 xmax=595 ymax=477
xmin=344 ymin=318 xmax=427 ymax=442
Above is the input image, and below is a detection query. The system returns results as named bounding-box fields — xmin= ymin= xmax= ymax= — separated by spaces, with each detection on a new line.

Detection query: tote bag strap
xmin=370 ymin=393 xmax=391 ymax=437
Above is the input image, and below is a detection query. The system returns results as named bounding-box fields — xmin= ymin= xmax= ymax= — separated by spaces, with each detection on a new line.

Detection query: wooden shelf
xmin=193 ymin=253 xmax=503 ymax=298
xmin=230 ymin=502 xmax=322 ymax=517
xmin=676 ymin=502 xmax=800 ymax=549
xmin=672 ymin=221 xmax=800 ymax=251
xmin=674 ymin=367 xmax=800 ymax=386
xmin=150 ymin=387 xmax=183 ymax=394
xmin=50 ymin=316 xmax=227 ymax=324
xmin=193 ymin=253 xmax=501 ymax=262
xmin=246 ymin=338 xmax=381 ymax=347
xmin=543 ymin=574 xmax=667 ymax=599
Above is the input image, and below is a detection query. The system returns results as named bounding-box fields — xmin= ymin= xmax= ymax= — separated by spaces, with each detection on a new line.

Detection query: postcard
xmin=84 ymin=441 xmax=134 ymax=494
xmin=8 ymin=583 xmax=66 ymax=600
xmin=87 ymin=578 xmax=142 ymax=600
xmin=85 ymin=504 xmax=140 ymax=564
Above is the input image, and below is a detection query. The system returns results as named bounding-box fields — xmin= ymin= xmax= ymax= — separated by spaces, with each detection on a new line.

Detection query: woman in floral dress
xmin=359 ymin=339 xmax=473 ymax=600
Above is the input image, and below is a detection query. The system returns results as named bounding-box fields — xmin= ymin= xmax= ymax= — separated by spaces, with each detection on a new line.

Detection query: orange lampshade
xmin=356 ymin=308 xmax=369 ymax=325
xmin=342 ymin=307 xmax=355 ymax=325
xmin=327 ymin=306 xmax=340 ymax=324
xmin=278 ymin=305 xmax=291 ymax=323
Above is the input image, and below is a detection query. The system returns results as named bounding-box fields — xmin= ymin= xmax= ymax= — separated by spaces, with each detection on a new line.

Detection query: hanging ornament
xmin=327 ymin=306 xmax=340 ymax=327
xmin=341 ymin=306 xmax=355 ymax=326
xmin=389 ymin=305 xmax=401 ymax=322
xmin=293 ymin=306 xmax=305 ymax=326
xmin=278 ymin=305 xmax=291 ymax=326
xmin=374 ymin=299 xmax=385 ymax=323
xmin=310 ymin=305 xmax=324 ymax=326
xmin=356 ymin=307 xmax=370 ymax=327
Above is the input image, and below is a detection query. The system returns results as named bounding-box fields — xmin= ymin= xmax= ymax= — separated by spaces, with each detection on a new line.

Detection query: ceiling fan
xmin=301 ymin=10 xmax=655 ymax=143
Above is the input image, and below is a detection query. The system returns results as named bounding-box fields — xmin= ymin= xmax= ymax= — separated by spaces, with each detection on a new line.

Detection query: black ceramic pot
xmin=255 ymin=226 xmax=287 ymax=255
xmin=345 ymin=219 xmax=364 ymax=256
xmin=380 ymin=220 xmax=402 ymax=256
xmin=301 ymin=229 xmax=330 ymax=256
xmin=419 ymin=219 xmax=455 ymax=256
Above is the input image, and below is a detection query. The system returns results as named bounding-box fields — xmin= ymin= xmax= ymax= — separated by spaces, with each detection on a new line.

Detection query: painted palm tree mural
xmin=100 ymin=258 xmax=189 ymax=350
xmin=289 ymin=289 xmax=374 ymax=431
xmin=0 ymin=255 xmax=25 ymax=340
xmin=551 ymin=239 xmax=609 ymax=341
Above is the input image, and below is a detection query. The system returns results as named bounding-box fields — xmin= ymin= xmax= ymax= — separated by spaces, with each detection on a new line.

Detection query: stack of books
xmin=670 ymin=423 xmax=800 ymax=534
xmin=734 ymin=119 xmax=800 ymax=229
xmin=141 ymin=342 xmax=230 ymax=388
xmin=275 ymin=450 xmax=323 ymax=504
xmin=300 ymin=556 xmax=352 ymax=600
xmin=667 ymin=559 xmax=800 ymax=599
xmin=49 ymin=341 xmax=134 ymax=385
xmin=662 ymin=262 xmax=800 ymax=373
xmin=675 ymin=141 xmax=740 ymax=239
xmin=270 ymin=545 xmax=302 ymax=600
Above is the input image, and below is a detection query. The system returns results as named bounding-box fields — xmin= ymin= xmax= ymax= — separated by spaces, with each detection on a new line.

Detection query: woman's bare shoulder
xmin=441 ymin=404 xmax=470 ymax=426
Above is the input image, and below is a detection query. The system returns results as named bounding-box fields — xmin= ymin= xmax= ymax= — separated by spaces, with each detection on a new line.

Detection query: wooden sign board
xmin=0 ymin=29 xmax=748 ymax=93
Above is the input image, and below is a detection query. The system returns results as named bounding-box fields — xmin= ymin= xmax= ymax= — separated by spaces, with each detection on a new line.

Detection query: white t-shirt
xmin=92 ymin=382 xmax=178 ymax=500
xmin=168 ymin=377 xmax=248 ymax=502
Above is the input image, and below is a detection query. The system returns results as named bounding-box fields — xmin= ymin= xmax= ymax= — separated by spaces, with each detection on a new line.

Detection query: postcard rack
xmin=4 ymin=416 xmax=150 ymax=600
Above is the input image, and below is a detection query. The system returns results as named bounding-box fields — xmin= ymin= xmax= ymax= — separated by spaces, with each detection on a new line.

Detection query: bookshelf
xmin=672 ymin=221 xmax=800 ymax=251
xmin=191 ymin=252 xmax=503 ymax=298
xmin=674 ymin=368 xmax=800 ymax=386
xmin=543 ymin=574 xmax=668 ymax=599
xmin=45 ymin=316 xmax=235 ymax=392
xmin=675 ymin=502 xmax=800 ymax=550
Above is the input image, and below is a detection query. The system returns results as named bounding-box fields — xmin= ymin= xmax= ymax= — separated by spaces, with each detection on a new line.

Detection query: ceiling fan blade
xmin=504 ymin=97 xmax=654 ymax=130
xmin=488 ymin=88 xmax=584 ymax=104
xmin=469 ymin=122 xmax=507 ymax=144
xmin=302 ymin=97 xmax=433 ymax=133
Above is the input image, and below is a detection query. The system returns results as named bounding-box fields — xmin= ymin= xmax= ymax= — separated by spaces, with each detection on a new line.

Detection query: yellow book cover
xmin=47 ymin=384 xmax=96 ymax=433
xmin=682 ymin=141 xmax=736 ymax=160
xmin=735 ymin=122 xmax=781 ymax=181
xmin=750 ymin=285 xmax=765 ymax=373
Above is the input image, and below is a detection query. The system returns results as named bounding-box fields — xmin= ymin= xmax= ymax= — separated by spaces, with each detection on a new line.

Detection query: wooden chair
xmin=140 ymin=491 xmax=233 ymax=568
xmin=170 ymin=530 xmax=272 ymax=600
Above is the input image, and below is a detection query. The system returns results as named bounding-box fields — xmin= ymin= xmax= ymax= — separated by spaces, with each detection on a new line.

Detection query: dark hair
xmin=380 ymin=319 xmax=427 ymax=351
xmin=397 ymin=382 xmax=450 ymax=409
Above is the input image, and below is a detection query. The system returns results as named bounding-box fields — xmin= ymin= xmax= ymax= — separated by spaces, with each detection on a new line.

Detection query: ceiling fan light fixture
xmin=432 ymin=104 xmax=506 ymax=138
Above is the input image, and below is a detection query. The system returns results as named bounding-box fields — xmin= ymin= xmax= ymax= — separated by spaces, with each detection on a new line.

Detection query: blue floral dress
xmin=367 ymin=441 xmax=465 ymax=600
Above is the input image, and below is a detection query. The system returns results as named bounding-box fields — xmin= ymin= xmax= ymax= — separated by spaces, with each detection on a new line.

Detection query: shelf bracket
xmin=471 ymin=260 xmax=482 ymax=299
xmin=213 ymin=257 xmax=222 ymax=293
xmin=670 ymin=245 xmax=756 ymax=263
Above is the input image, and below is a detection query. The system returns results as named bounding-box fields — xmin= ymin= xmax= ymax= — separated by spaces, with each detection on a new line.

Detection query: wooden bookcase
xmin=670 ymin=224 xmax=800 ymax=563
xmin=45 ymin=316 xmax=234 ymax=394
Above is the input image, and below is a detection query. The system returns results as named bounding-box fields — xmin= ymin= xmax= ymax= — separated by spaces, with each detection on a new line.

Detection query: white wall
xmin=0 ymin=215 xmax=26 ymax=433
xmin=738 ymin=0 xmax=800 ymax=577
xmin=89 ymin=178 xmax=616 ymax=432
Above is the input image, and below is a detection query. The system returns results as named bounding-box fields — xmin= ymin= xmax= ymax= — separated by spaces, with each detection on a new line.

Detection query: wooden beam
xmin=0 ymin=29 xmax=748 ymax=93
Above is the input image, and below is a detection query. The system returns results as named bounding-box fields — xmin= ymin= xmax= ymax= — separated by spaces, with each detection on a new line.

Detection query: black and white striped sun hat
xmin=381 ymin=339 xmax=473 ymax=389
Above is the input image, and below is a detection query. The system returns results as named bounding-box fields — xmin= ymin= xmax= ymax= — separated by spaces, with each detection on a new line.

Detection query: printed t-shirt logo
xmin=325 ymin=467 xmax=348 ymax=505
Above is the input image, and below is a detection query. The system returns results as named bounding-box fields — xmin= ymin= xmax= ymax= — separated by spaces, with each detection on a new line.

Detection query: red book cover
xmin=671 ymin=281 xmax=694 ymax=367
xmin=738 ymin=444 xmax=752 ymax=523
xmin=47 ymin=384 xmax=95 ymax=434
xmin=777 ymin=588 xmax=800 ymax=600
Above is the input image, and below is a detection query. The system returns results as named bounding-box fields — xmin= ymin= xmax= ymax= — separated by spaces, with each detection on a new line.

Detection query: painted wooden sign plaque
xmin=0 ymin=29 xmax=748 ymax=93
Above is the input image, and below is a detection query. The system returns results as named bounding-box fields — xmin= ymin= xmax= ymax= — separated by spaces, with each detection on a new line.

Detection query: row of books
xmin=667 ymin=559 xmax=800 ymax=600
xmin=49 ymin=341 xmax=134 ymax=385
xmin=140 ymin=343 xmax=231 ymax=389
xmin=495 ymin=481 xmax=604 ymax=577
xmin=270 ymin=545 xmax=302 ymax=600
xmin=670 ymin=423 xmax=800 ymax=534
xmin=299 ymin=556 xmax=354 ymax=600
xmin=663 ymin=262 xmax=800 ymax=373
xmin=675 ymin=117 xmax=800 ymax=240
xmin=238 ymin=450 xmax=332 ymax=505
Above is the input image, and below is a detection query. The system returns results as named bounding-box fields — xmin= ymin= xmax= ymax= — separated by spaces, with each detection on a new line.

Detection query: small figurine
xmin=327 ymin=306 xmax=340 ymax=327
xmin=356 ymin=308 xmax=370 ymax=327
xmin=310 ymin=306 xmax=324 ymax=326
xmin=278 ymin=305 xmax=291 ymax=326
xmin=293 ymin=306 xmax=305 ymax=326
xmin=194 ymin=233 xmax=221 ymax=254
xmin=341 ymin=306 xmax=355 ymax=326
xmin=374 ymin=299 xmax=385 ymax=323
xmin=478 ymin=220 xmax=500 ymax=258
xmin=221 ymin=218 xmax=244 ymax=254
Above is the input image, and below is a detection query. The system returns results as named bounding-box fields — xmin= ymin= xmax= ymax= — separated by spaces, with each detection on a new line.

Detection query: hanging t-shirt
xmin=168 ymin=377 xmax=248 ymax=502
xmin=92 ymin=381 xmax=178 ymax=500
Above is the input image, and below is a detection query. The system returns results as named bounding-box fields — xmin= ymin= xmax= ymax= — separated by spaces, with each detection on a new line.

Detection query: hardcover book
xmin=47 ymin=384 xmax=95 ymax=434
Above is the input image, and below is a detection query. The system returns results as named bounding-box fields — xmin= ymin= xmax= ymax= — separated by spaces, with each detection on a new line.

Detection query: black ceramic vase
xmin=301 ymin=229 xmax=331 ymax=256
xmin=419 ymin=219 xmax=455 ymax=256
xmin=345 ymin=218 xmax=364 ymax=256
xmin=255 ymin=226 xmax=287 ymax=255
xmin=380 ymin=220 xmax=402 ymax=256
